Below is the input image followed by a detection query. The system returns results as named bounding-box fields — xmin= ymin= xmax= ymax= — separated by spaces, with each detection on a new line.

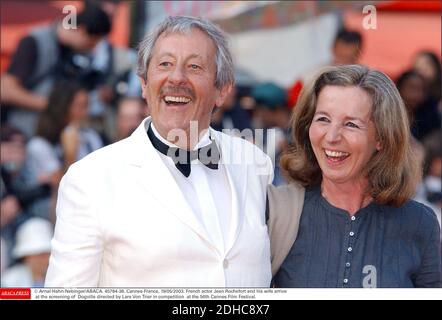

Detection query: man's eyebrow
xmin=156 ymin=52 xmax=175 ymax=59
xmin=156 ymin=53 xmax=204 ymax=60
xmin=187 ymin=53 xmax=204 ymax=60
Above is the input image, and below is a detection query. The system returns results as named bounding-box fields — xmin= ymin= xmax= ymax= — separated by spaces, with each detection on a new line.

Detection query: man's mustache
xmin=160 ymin=86 xmax=195 ymax=100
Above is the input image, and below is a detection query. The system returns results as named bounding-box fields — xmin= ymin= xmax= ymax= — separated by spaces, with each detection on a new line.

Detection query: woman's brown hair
xmin=35 ymin=81 xmax=86 ymax=145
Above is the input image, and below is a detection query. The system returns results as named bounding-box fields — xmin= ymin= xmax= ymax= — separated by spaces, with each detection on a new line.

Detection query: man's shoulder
xmin=67 ymin=138 xmax=129 ymax=174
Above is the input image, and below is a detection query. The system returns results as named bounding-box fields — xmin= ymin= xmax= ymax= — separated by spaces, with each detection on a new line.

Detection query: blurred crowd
xmin=1 ymin=1 xmax=441 ymax=287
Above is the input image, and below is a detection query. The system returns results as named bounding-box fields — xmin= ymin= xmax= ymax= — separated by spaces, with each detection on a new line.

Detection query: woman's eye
xmin=159 ymin=62 xmax=172 ymax=67
xmin=316 ymin=117 xmax=329 ymax=122
xmin=346 ymin=122 xmax=360 ymax=128
xmin=189 ymin=64 xmax=201 ymax=70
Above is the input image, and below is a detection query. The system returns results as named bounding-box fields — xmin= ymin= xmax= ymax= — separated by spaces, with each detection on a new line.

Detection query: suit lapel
xmin=125 ymin=118 xmax=218 ymax=253
xmin=212 ymin=130 xmax=248 ymax=256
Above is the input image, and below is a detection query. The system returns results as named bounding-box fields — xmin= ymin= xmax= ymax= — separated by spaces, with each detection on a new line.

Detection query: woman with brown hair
xmin=269 ymin=65 xmax=441 ymax=288
xmin=24 ymin=80 xmax=103 ymax=221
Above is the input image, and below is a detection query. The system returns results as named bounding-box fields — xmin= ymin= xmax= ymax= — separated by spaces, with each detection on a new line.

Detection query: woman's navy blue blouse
xmin=273 ymin=186 xmax=441 ymax=288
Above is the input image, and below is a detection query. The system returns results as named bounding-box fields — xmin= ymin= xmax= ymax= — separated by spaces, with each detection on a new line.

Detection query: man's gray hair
xmin=137 ymin=16 xmax=235 ymax=89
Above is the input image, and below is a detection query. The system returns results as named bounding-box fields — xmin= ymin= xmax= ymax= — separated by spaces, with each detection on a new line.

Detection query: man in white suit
xmin=45 ymin=16 xmax=273 ymax=287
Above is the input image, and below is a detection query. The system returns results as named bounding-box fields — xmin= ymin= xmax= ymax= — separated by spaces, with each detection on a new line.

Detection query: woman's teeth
xmin=324 ymin=149 xmax=349 ymax=158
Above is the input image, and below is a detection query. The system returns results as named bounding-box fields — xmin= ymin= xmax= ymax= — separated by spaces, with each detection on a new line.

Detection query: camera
xmin=56 ymin=52 xmax=106 ymax=91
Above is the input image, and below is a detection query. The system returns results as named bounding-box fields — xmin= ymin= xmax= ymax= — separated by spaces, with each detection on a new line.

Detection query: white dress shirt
xmin=151 ymin=124 xmax=233 ymax=254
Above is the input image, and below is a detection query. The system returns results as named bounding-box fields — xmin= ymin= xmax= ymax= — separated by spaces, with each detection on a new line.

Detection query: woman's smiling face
xmin=309 ymin=85 xmax=381 ymax=185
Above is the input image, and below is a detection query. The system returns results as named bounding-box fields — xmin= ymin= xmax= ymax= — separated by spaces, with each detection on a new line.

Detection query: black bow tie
xmin=147 ymin=124 xmax=220 ymax=177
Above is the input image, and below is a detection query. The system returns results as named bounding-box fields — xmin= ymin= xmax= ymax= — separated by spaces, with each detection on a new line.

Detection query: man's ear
xmin=139 ymin=77 xmax=147 ymax=99
xmin=215 ymin=84 xmax=233 ymax=108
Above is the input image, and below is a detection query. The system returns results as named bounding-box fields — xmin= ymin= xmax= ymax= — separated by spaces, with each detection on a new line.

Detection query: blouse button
xmin=346 ymin=262 xmax=351 ymax=268
xmin=343 ymin=279 xmax=349 ymax=284
xmin=349 ymin=231 xmax=355 ymax=237
xmin=223 ymin=259 xmax=229 ymax=269
xmin=351 ymin=216 xmax=356 ymax=221
xmin=347 ymin=247 xmax=353 ymax=252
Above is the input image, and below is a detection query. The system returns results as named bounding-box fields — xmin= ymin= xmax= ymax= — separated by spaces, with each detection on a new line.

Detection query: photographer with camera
xmin=87 ymin=36 xmax=139 ymax=145
xmin=0 ymin=3 xmax=112 ymax=138
xmin=84 ymin=0 xmax=140 ymax=145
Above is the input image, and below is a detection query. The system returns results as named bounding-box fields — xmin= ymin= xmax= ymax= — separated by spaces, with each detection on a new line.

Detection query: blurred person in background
xmin=398 ymin=56 xmax=442 ymax=229
xmin=211 ymin=86 xmax=252 ymax=133
xmin=331 ymin=29 xmax=363 ymax=66
xmin=1 ymin=125 xmax=51 ymax=265
xmin=114 ymin=97 xmax=148 ymax=141
xmin=1 ymin=126 xmax=27 ymax=266
xmin=394 ymin=70 xmax=427 ymax=171
xmin=251 ymin=82 xmax=290 ymax=186
xmin=1 ymin=217 xmax=53 ymax=288
xmin=288 ymin=28 xmax=363 ymax=109
xmin=0 ymin=3 xmax=111 ymax=137
xmin=415 ymin=145 xmax=442 ymax=228
xmin=1 ymin=127 xmax=27 ymax=228
xmin=396 ymin=70 xmax=441 ymax=142
xmin=413 ymin=51 xmax=441 ymax=103
xmin=270 ymin=65 xmax=440 ymax=288
xmin=411 ymin=51 xmax=442 ymax=179
xmin=84 ymin=0 xmax=141 ymax=144
xmin=1 ymin=238 xmax=9 ymax=273
xmin=1 ymin=126 xmax=28 ymax=228
xmin=24 ymin=80 xmax=103 ymax=221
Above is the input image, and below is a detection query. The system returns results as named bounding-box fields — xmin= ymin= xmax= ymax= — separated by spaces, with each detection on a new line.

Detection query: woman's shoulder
xmin=267 ymin=182 xmax=306 ymax=219
xmin=268 ymin=182 xmax=305 ymax=196
xmin=398 ymin=200 xmax=438 ymax=224
xmin=268 ymin=183 xmax=323 ymax=216
xmin=268 ymin=182 xmax=306 ymax=206
xmin=392 ymin=200 xmax=440 ymax=242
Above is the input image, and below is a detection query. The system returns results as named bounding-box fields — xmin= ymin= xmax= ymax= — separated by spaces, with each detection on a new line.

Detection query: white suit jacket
xmin=45 ymin=118 xmax=273 ymax=287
